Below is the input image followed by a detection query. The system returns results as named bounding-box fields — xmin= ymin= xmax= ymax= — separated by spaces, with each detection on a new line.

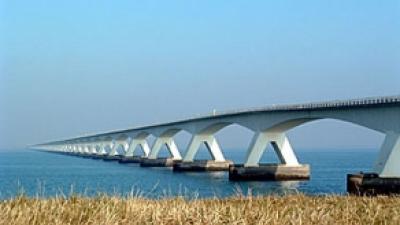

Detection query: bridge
xmin=32 ymin=96 xmax=400 ymax=195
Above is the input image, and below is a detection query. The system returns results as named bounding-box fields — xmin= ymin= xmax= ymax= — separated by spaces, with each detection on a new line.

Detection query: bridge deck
xmin=40 ymin=95 xmax=400 ymax=144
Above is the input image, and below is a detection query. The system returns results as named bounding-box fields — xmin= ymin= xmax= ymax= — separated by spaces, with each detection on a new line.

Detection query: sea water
xmin=0 ymin=149 xmax=377 ymax=199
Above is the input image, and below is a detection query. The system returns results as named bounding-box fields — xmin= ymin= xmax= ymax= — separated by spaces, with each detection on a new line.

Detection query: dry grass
xmin=1 ymin=194 xmax=400 ymax=225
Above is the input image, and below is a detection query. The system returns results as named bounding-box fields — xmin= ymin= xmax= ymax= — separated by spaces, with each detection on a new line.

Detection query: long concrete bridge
xmin=32 ymin=96 xmax=400 ymax=195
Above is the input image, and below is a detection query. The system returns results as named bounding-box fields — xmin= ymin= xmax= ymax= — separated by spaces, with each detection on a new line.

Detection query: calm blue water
xmin=0 ymin=149 xmax=377 ymax=199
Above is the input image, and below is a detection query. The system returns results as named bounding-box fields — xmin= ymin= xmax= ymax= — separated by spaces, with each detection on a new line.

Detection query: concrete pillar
xmin=78 ymin=145 xmax=84 ymax=153
xmin=174 ymin=134 xmax=232 ymax=172
xmin=89 ymin=145 xmax=97 ymax=154
xmin=109 ymin=139 xmax=129 ymax=156
xmin=110 ymin=142 xmax=118 ymax=156
xmin=373 ymin=132 xmax=400 ymax=177
xmin=83 ymin=145 xmax=90 ymax=154
xmin=66 ymin=145 xmax=71 ymax=152
xmin=244 ymin=132 xmax=299 ymax=167
xmin=79 ymin=145 xmax=92 ymax=157
xmin=125 ymin=138 xmax=151 ymax=157
xmin=230 ymin=131 xmax=309 ymax=181
xmin=97 ymin=144 xmax=107 ymax=155
xmin=101 ymin=141 xmax=114 ymax=155
xmin=148 ymin=136 xmax=182 ymax=160
xmin=88 ymin=143 xmax=106 ymax=159
xmin=183 ymin=134 xmax=225 ymax=162
xmin=348 ymin=132 xmax=400 ymax=195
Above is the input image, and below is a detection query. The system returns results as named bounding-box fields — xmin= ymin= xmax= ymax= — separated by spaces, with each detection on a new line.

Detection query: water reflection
xmin=279 ymin=181 xmax=300 ymax=190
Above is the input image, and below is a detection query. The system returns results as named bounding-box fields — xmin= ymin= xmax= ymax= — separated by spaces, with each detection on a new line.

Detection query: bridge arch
xmin=181 ymin=122 xmax=254 ymax=162
xmin=108 ymin=134 xmax=130 ymax=155
xmin=157 ymin=128 xmax=183 ymax=137
xmin=242 ymin=112 xmax=400 ymax=177
xmin=151 ymin=128 xmax=192 ymax=158
xmin=262 ymin=116 xmax=388 ymax=134
xmin=116 ymin=131 xmax=152 ymax=157
xmin=197 ymin=122 xmax=233 ymax=135
xmin=253 ymin=118 xmax=383 ymax=164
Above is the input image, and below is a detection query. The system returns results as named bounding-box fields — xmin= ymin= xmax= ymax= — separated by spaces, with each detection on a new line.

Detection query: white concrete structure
xmin=32 ymin=96 xmax=400 ymax=178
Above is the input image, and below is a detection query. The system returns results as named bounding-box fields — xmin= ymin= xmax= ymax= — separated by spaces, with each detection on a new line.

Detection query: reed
xmin=1 ymin=194 xmax=400 ymax=225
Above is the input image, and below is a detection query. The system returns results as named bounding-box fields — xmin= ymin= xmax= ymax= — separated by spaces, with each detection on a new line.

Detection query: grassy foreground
xmin=1 ymin=194 xmax=400 ymax=225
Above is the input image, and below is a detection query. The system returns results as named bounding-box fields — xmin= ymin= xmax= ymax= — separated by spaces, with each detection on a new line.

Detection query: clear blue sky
xmin=0 ymin=0 xmax=399 ymax=150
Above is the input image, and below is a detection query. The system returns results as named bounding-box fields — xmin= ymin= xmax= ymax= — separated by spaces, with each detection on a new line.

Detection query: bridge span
xmin=32 ymin=96 xmax=400 ymax=195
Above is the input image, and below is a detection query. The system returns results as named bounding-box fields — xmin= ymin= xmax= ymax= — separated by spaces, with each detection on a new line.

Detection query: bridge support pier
xmin=80 ymin=145 xmax=93 ymax=158
xmin=102 ymin=140 xmax=128 ymax=161
xmin=140 ymin=136 xmax=182 ymax=167
xmin=347 ymin=173 xmax=400 ymax=195
xmin=71 ymin=146 xmax=77 ymax=155
xmin=88 ymin=145 xmax=96 ymax=155
xmin=229 ymin=164 xmax=310 ymax=181
xmin=76 ymin=145 xmax=89 ymax=157
xmin=140 ymin=158 xmax=180 ymax=167
xmin=229 ymin=132 xmax=310 ymax=181
xmin=75 ymin=146 xmax=82 ymax=156
xmin=102 ymin=155 xmax=124 ymax=161
xmin=90 ymin=144 xmax=108 ymax=159
xmin=76 ymin=146 xmax=83 ymax=153
xmin=119 ymin=156 xmax=144 ymax=164
xmin=348 ymin=132 xmax=400 ymax=195
xmin=119 ymin=138 xmax=150 ymax=164
xmin=173 ymin=134 xmax=233 ymax=172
